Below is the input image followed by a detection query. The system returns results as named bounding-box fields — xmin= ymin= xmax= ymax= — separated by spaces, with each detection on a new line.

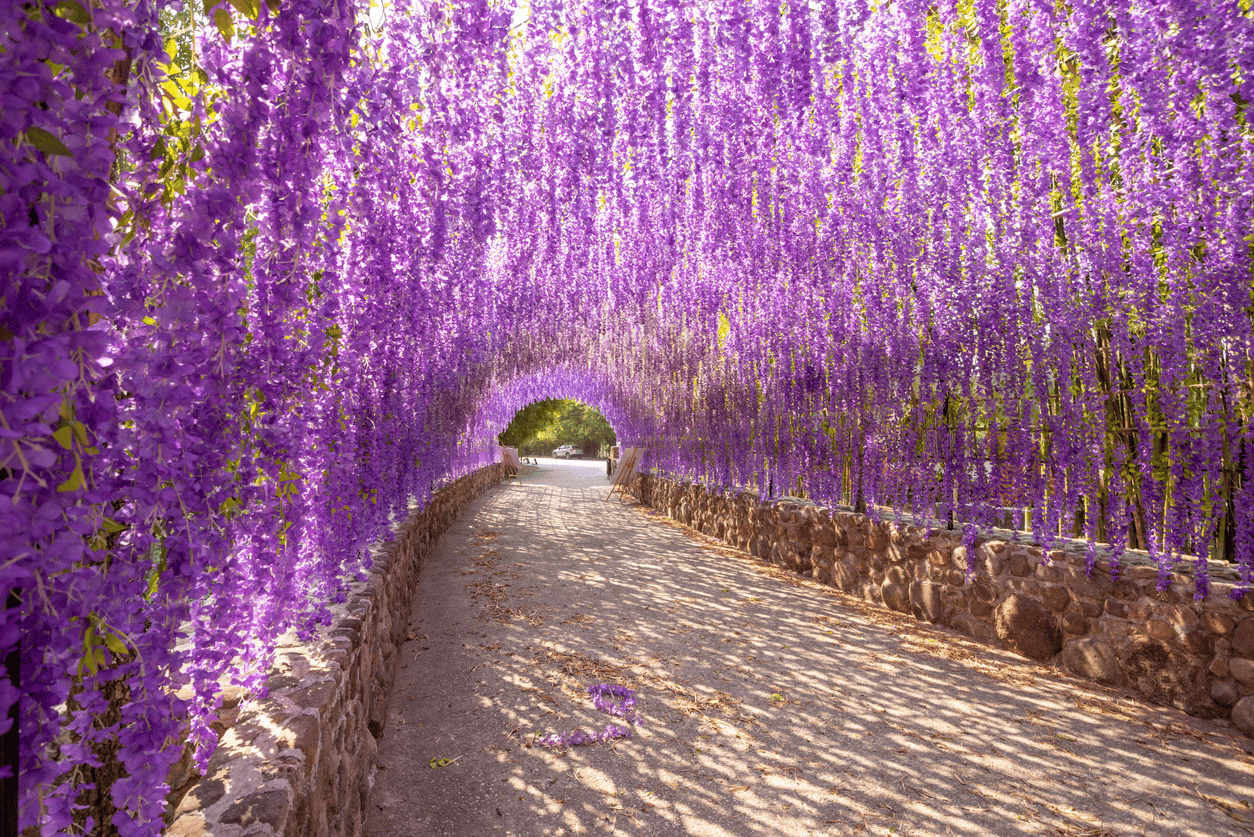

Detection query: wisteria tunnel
xmin=7 ymin=0 xmax=1254 ymax=833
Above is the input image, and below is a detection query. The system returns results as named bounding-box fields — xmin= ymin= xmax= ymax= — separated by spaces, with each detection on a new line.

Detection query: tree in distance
xmin=498 ymin=399 xmax=616 ymax=458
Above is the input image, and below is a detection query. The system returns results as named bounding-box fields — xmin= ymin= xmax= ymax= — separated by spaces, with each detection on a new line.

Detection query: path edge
xmin=165 ymin=463 xmax=504 ymax=837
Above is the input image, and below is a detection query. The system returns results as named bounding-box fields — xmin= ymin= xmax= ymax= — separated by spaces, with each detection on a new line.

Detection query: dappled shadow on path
xmin=366 ymin=462 xmax=1254 ymax=837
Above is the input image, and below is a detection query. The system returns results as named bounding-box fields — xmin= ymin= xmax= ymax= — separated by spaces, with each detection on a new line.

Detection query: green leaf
xmin=79 ymin=624 xmax=107 ymax=676
xmin=53 ymin=425 xmax=74 ymax=450
xmin=213 ymin=7 xmax=235 ymax=42
xmin=57 ymin=462 xmax=85 ymax=493
xmin=54 ymin=0 xmax=91 ymax=25
xmin=27 ymin=126 xmax=72 ymax=157
xmin=228 ymin=0 xmax=260 ymax=18
xmin=429 ymin=757 xmax=451 ymax=769
xmin=103 ymin=632 xmax=129 ymax=657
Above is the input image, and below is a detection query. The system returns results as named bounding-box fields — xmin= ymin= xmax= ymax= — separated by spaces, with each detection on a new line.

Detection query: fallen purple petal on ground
xmin=539 ymin=684 xmax=641 ymax=747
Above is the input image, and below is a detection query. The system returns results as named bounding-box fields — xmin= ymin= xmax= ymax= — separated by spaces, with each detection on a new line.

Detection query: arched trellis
xmin=8 ymin=0 xmax=1254 ymax=833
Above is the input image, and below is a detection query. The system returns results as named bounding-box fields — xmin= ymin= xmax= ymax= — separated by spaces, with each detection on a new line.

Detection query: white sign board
xmin=499 ymin=446 xmax=521 ymax=480
xmin=607 ymin=446 xmax=644 ymax=501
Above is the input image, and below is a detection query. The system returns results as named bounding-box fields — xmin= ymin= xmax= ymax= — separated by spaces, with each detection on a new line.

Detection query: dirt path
xmin=365 ymin=459 xmax=1254 ymax=837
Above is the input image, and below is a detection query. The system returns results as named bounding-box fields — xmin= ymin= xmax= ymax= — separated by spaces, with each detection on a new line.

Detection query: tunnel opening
xmin=498 ymin=398 xmax=618 ymax=461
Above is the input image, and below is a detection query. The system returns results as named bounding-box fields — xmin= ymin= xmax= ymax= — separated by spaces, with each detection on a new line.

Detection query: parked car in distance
xmin=553 ymin=444 xmax=583 ymax=459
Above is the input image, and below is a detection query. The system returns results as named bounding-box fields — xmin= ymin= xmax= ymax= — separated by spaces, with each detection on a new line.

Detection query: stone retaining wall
xmin=166 ymin=463 xmax=505 ymax=837
xmin=628 ymin=472 xmax=1254 ymax=738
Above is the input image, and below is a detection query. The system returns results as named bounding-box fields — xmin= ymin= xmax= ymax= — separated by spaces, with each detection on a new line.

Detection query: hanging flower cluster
xmin=6 ymin=0 xmax=1252 ymax=833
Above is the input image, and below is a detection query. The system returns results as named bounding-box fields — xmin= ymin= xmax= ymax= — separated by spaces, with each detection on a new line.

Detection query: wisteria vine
xmin=6 ymin=0 xmax=1253 ymax=833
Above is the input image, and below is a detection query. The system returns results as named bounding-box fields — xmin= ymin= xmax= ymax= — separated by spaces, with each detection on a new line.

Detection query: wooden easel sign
xmin=606 ymin=446 xmax=643 ymax=502
xmin=499 ymin=446 xmax=521 ymax=481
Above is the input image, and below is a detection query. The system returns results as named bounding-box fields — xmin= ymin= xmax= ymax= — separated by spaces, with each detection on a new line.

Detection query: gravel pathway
xmin=365 ymin=459 xmax=1254 ymax=837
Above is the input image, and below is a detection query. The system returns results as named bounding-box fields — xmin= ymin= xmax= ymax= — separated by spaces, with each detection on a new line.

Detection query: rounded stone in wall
xmin=1232 ymin=695 xmax=1254 ymax=737
xmin=909 ymin=580 xmax=944 ymax=623
xmin=1102 ymin=619 xmax=1135 ymax=645
xmin=1062 ymin=566 xmax=1106 ymax=601
xmin=868 ymin=528 xmax=888 ymax=552
xmin=1118 ymin=638 xmax=1220 ymax=718
xmin=1008 ymin=552 xmax=1030 ymax=577
xmin=1181 ymin=628 xmax=1214 ymax=658
xmin=981 ymin=548 xmax=1007 ymax=578
xmin=994 ymin=594 xmax=1063 ymax=661
xmin=1041 ymin=586 xmax=1071 ymax=613
xmin=1060 ymin=609 xmax=1090 ymax=636
xmin=832 ymin=556 xmax=861 ymax=592
xmin=1060 ymin=637 xmax=1119 ymax=686
xmin=1036 ymin=562 xmax=1064 ymax=583
xmin=1164 ymin=603 xmax=1199 ymax=631
xmin=1232 ymin=618 xmax=1254 ymax=658
xmin=1203 ymin=612 xmax=1236 ymax=636
xmin=1210 ymin=654 xmax=1231 ymax=679
xmin=1123 ymin=564 xmax=1159 ymax=582
xmin=780 ymin=541 xmax=811 ymax=572
xmin=971 ymin=577 xmax=997 ymax=603
xmin=1212 ymin=680 xmax=1241 ymax=708
xmin=1230 ymin=657 xmax=1254 ymax=687
xmin=882 ymin=581 xmax=911 ymax=614
xmin=950 ymin=613 xmax=995 ymax=645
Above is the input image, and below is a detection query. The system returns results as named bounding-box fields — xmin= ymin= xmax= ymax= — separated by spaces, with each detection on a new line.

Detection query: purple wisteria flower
xmin=538 ymin=684 xmax=642 ymax=749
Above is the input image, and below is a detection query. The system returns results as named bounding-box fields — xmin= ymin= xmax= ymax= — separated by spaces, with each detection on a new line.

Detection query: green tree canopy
xmin=498 ymin=399 xmax=616 ymax=457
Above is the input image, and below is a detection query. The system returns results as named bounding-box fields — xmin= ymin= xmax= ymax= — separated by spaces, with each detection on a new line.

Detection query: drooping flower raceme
xmin=7 ymin=0 xmax=1253 ymax=833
